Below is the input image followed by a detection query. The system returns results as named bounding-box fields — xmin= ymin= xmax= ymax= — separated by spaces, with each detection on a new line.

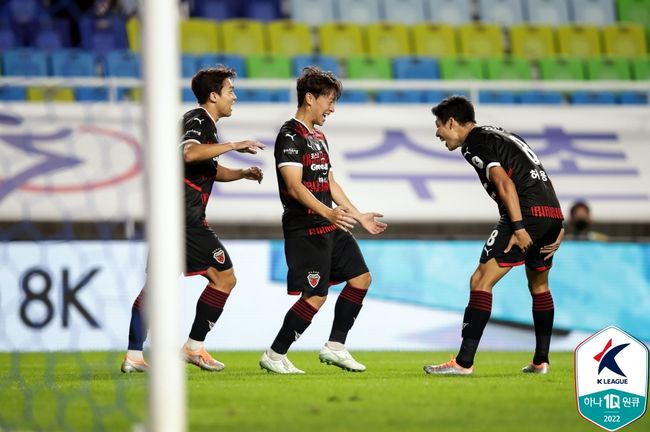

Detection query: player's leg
xmin=522 ymin=267 xmax=553 ymax=374
xmin=121 ymin=284 xmax=149 ymax=373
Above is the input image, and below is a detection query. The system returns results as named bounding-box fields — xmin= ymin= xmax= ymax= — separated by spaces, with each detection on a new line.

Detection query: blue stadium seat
xmin=79 ymin=15 xmax=128 ymax=55
xmin=192 ymin=0 xmax=240 ymax=20
xmin=0 ymin=28 xmax=17 ymax=50
xmin=618 ymin=91 xmax=648 ymax=105
xmin=393 ymin=57 xmax=439 ymax=79
xmin=293 ymin=55 xmax=340 ymax=76
xmin=422 ymin=89 xmax=470 ymax=102
xmin=570 ymin=0 xmax=616 ymax=25
xmin=479 ymin=90 xmax=518 ymax=104
xmin=181 ymin=54 xmax=198 ymax=78
xmin=289 ymin=0 xmax=336 ymax=26
xmin=383 ymin=0 xmax=428 ymax=24
xmin=376 ymin=89 xmax=423 ymax=103
xmin=334 ymin=0 xmax=381 ymax=23
xmin=338 ymin=90 xmax=370 ymax=103
xmin=523 ymin=0 xmax=570 ymax=25
xmin=424 ymin=0 xmax=472 ymax=25
xmin=519 ymin=90 xmax=563 ymax=104
xmin=75 ymin=87 xmax=110 ymax=102
xmin=0 ymin=86 xmax=26 ymax=101
xmin=103 ymin=50 xmax=140 ymax=77
xmin=479 ymin=0 xmax=525 ymax=26
xmin=236 ymin=89 xmax=275 ymax=102
xmin=570 ymin=91 xmax=617 ymax=104
xmin=50 ymin=49 xmax=96 ymax=77
xmin=243 ymin=0 xmax=282 ymax=21
xmin=5 ymin=0 xmax=43 ymax=45
xmin=33 ymin=29 xmax=64 ymax=51
xmin=1 ymin=49 xmax=48 ymax=76
xmin=196 ymin=54 xmax=246 ymax=77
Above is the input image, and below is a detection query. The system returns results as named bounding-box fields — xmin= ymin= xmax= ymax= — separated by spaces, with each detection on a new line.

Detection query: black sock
xmin=270 ymin=298 xmax=317 ymax=355
xmin=532 ymin=291 xmax=554 ymax=365
xmin=188 ymin=286 xmax=229 ymax=342
xmin=127 ymin=289 xmax=147 ymax=350
xmin=456 ymin=291 xmax=492 ymax=368
xmin=329 ymin=284 xmax=367 ymax=344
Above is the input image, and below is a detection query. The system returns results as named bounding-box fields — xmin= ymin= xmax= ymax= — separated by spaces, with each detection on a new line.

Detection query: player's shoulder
xmin=277 ymin=119 xmax=307 ymax=143
xmin=183 ymin=108 xmax=211 ymax=126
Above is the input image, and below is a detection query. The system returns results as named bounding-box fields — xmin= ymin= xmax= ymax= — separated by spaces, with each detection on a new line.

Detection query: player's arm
xmin=280 ymin=165 xmax=356 ymax=231
xmin=182 ymin=140 xmax=265 ymax=163
xmin=215 ymin=164 xmax=263 ymax=183
xmin=490 ymin=166 xmax=533 ymax=252
xmin=329 ymin=171 xmax=387 ymax=235
xmin=540 ymin=227 xmax=565 ymax=260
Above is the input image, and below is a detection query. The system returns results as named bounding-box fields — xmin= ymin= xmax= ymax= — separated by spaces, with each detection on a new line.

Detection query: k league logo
xmin=575 ymin=326 xmax=648 ymax=431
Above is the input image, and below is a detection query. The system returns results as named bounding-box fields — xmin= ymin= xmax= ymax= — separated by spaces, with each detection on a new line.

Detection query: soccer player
xmin=424 ymin=96 xmax=564 ymax=375
xmin=120 ymin=66 xmax=265 ymax=373
xmin=259 ymin=67 xmax=387 ymax=374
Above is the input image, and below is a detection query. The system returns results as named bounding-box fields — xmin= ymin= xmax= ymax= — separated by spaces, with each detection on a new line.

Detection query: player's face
xmin=435 ymin=117 xmax=463 ymax=151
xmin=215 ymin=78 xmax=237 ymax=117
xmin=311 ymin=91 xmax=337 ymax=127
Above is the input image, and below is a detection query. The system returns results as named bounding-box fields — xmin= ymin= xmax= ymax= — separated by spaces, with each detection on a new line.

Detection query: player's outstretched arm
xmin=329 ymin=171 xmax=387 ymax=235
xmin=183 ymin=139 xmax=265 ymax=162
xmin=215 ymin=165 xmax=263 ymax=183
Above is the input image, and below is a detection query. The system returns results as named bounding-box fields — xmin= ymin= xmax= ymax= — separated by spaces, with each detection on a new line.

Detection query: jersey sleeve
xmin=275 ymin=131 xmax=303 ymax=169
xmin=465 ymin=136 xmax=502 ymax=181
xmin=180 ymin=116 xmax=206 ymax=145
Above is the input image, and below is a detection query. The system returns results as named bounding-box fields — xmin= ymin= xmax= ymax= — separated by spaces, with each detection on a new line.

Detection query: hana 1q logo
xmin=575 ymin=326 xmax=649 ymax=431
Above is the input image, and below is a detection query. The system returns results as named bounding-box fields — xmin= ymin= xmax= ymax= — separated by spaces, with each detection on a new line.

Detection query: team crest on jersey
xmin=212 ymin=249 xmax=225 ymax=264
xmin=307 ymin=271 xmax=320 ymax=288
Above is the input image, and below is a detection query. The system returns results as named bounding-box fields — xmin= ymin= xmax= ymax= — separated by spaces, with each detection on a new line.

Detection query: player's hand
xmin=234 ymin=140 xmax=265 ymax=154
xmin=357 ymin=212 xmax=388 ymax=235
xmin=329 ymin=206 xmax=357 ymax=232
xmin=243 ymin=166 xmax=263 ymax=183
xmin=504 ymin=228 xmax=533 ymax=254
xmin=540 ymin=227 xmax=564 ymax=260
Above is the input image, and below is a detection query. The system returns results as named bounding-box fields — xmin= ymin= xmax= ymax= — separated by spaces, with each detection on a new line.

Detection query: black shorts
xmin=479 ymin=216 xmax=563 ymax=271
xmin=185 ymin=225 xmax=233 ymax=275
xmin=284 ymin=229 xmax=369 ymax=297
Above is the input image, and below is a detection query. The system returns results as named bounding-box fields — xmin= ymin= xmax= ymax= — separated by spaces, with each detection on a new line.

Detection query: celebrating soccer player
xmin=121 ymin=66 xmax=265 ymax=373
xmin=424 ymin=96 xmax=564 ymax=376
xmin=259 ymin=67 xmax=387 ymax=374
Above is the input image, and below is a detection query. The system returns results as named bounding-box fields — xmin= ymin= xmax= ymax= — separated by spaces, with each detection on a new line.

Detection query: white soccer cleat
xmin=522 ymin=362 xmax=550 ymax=374
xmin=423 ymin=358 xmax=473 ymax=375
xmin=182 ymin=345 xmax=225 ymax=372
xmin=259 ymin=351 xmax=305 ymax=374
xmin=319 ymin=344 xmax=366 ymax=372
xmin=120 ymin=356 xmax=149 ymax=373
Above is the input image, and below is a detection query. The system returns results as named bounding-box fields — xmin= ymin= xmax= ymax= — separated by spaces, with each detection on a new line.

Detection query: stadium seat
xmin=538 ymin=58 xmax=585 ymax=79
xmin=293 ymin=55 xmax=341 ymax=75
xmin=393 ymin=57 xmax=440 ymax=79
xmin=618 ymin=91 xmax=648 ymax=104
xmin=616 ymin=0 xmax=650 ymax=30
xmin=485 ymin=57 xmax=533 ymax=79
xmin=412 ymin=23 xmax=458 ymax=58
xmin=571 ymin=0 xmax=616 ymax=25
xmin=585 ymin=58 xmax=632 ymax=79
xmin=375 ymin=89 xmax=423 ymax=103
xmin=197 ymin=54 xmax=247 ymax=77
xmin=319 ymin=23 xmax=365 ymax=59
xmin=267 ymin=20 xmax=312 ymax=57
xmin=5 ymin=0 xmax=42 ymax=45
xmin=382 ymin=0 xmax=428 ymax=24
xmin=181 ymin=54 xmax=198 ymax=78
xmin=245 ymin=54 xmax=291 ymax=78
xmin=1 ymin=49 xmax=48 ymax=76
xmin=602 ymin=24 xmax=648 ymax=57
xmin=289 ymin=0 xmax=336 ymax=26
xmin=439 ymin=58 xmax=485 ymax=79
xmin=75 ymin=87 xmax=110 ymax=102
xmin=570 ymin=91 xmax=616 ymax=104
xmin=243 ymin=0 xmax=282 ymax=21
xmin=366 ymin=23 xmax=411 ymax=57
xmin=557 ymin=25 xmax=602 ymax=59
xmin=236 ymin=89 xmax=289 ymax=102
xmin=33 ymin=29 xmax=65 ymax=51
xmin=458 ymin=24 xmax=504 ymax=58
xmin=26 ymin=87 xmax=75 ymax=102
xmin=221 ymin=19 xmax=266 ymax=56
xmin=479 ymin=0 xmax=525 ymax=27
xmin=519 ymin=90 xmax=564 ymax=104
xmin=126 ymin=17 xmax=140 ymax=51
xmin=424 ymin=0 xmax=472 ymax=25
xmin=79 ymin=15 xmax=129 ymax=55
xmin=0 ymin=28 xmax=17 ymax=50
xmin=338 ymin=90 xmax=370 ymax=103
xmin=346 ymin=56 xmax=392 ymax=79
xmin=191 ymin=0 xmax=240 ymax=21
xmin=180 ymin=19 xmax=220 ymax=55
xmin=422 ymin=89 xmax=470 ymax=102
xmin=523 ymin=0 xmax=571 ymax=25
xmin=631 ymin=58 xmax=649 ymax=79
xmin=0 ymin=86 xmax=26 ymax=101
xmin=479 ymin=90 xmax=518 ymax=104
xmin=50 ymin=49 xmax=97 ymax=77
xmin=510 ymin=25 xmax=556 ymax=59
xmin=103 ymin=50 xmax=141 ymax=77
xmin=334 ymin=0 xmax=381 ymax=24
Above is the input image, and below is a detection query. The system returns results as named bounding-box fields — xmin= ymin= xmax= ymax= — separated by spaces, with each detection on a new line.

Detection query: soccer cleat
xmin=259 ymin=351 xmax=305 ymax=374
xmin=423 ymin=358 xmax=473 ymax=375
xmin=319 ymin=344 xmax=366 ymax=372
xmin=182 ymin=345 xmax=225 ymax=372
xmin=522 ymin=362 xmax=550 ymax=374
xmin=121 ymin=356 xmax=149 ymax=373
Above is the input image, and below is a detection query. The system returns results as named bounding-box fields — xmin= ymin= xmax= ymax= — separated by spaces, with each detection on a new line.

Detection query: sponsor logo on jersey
xmin=213 ymin=249 xmax=225 ymax=265
xmin=471 ymin=156 xmax=484 ymax=169
xmin=307 ymin=271 xmax=320 ymax=288
xmin=187 ymin=129 xmax=201 ymax=136
xmin=285 ymin=133 xmax=296 ymax=142
xmin=192 ymin=117 xmax=205 ymax=124
xmin=310 ymin=163 xmax=328 ymax=171
xmin=283 ymin=148 xmax=299 ymax=155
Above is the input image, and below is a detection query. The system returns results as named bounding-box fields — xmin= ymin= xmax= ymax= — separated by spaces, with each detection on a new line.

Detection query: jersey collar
xmin=200 ymin=106 xmax=218 ymax=125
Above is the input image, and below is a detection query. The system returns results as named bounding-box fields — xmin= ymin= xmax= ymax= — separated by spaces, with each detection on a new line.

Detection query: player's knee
xmin=350 ymin=272 xmax=372 ymax=290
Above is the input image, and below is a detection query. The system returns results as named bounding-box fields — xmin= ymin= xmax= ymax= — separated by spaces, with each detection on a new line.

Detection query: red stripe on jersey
xmin=184 ymin=178 xmax=202 ymax=192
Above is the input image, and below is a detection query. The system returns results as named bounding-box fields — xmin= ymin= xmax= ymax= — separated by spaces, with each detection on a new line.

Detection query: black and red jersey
xmin=180 ymin=107 xmax=219 ymax=227
xmin=274 ymin=118 xmax=336 ymax=238
xmin=462 ymin=126 xmax=563 ymax=220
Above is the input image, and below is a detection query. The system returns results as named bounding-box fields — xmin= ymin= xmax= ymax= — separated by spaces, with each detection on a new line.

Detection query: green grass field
xmin=1 ymin=351 xmax=648 ymax=431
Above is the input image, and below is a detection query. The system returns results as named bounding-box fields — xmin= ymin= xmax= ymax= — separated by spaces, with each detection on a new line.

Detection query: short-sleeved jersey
xmin=180 ymin=107 xmax=220 ymax=227
xmin=462 ymin=126 xmax=563 ymax=220
xmin=274 ymin=118 xmax=337 ymax=238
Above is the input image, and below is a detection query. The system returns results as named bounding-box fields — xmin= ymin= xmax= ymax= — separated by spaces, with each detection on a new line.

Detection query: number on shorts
xmin=486 ymin=229 xmax=499 ymax=246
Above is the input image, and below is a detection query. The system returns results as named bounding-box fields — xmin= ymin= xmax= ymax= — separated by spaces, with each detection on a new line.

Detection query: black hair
xmin=191 ymin=66 xmax=237 ymax=104
xmin=296 ymin=66 xmax=342 ymax=107
xmin=570 ymin=201 xmax=590 ymax=217
xmin=431 ymin=95 xmax=476 ymax=125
